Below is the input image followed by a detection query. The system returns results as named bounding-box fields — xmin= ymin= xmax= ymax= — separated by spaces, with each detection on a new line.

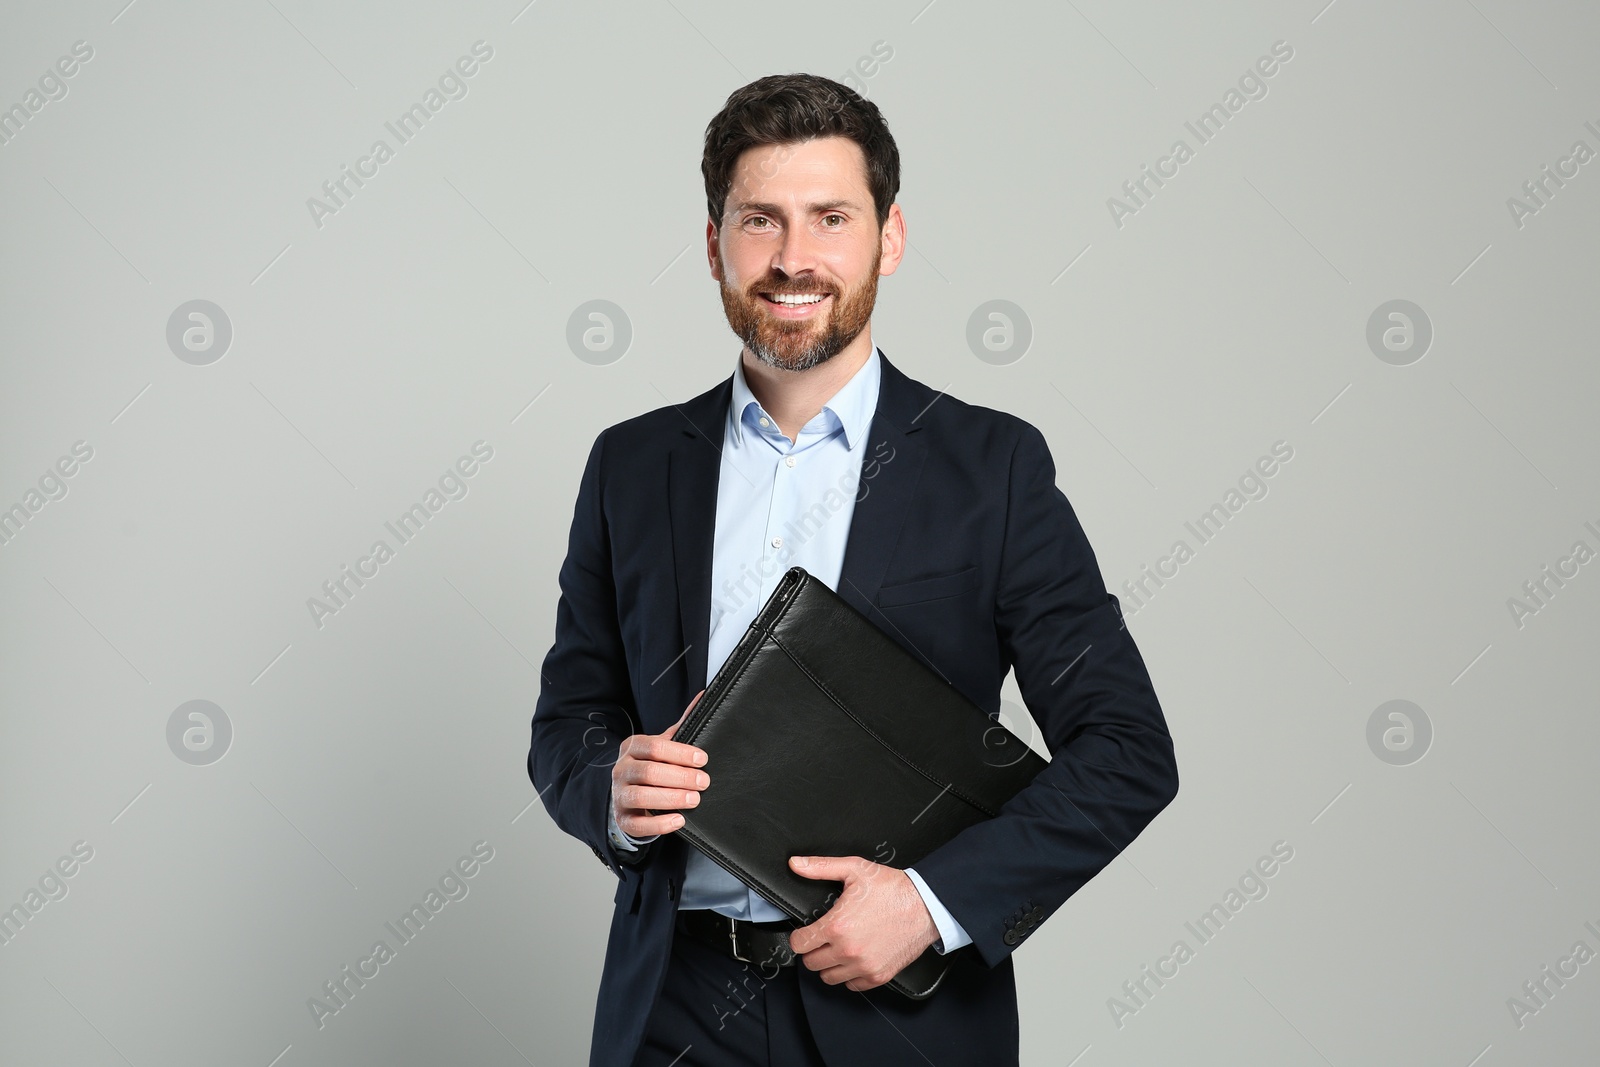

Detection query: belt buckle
xmin=726 ymin=917 xmax=751 ymax=963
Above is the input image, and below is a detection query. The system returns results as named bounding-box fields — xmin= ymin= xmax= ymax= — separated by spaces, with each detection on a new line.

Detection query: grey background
xmin=2 ymin=0 xmax=1597 ymax=1064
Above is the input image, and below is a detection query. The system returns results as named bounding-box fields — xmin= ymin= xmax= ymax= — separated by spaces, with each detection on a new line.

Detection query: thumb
xmin=789 ymin=855 xmax=854 ymax=880
xmin=663 ymin=689 xmax=705 ymax=741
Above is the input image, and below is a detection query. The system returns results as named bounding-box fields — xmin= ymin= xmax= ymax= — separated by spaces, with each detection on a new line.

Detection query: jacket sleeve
xmin=909 ymin=421 xmax=1179 ymax=968
xmin=528 ymin=428 xmax=652 ymax=880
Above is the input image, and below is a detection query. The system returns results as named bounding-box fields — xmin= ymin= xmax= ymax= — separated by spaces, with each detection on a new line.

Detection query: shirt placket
xmin=755 ymin=413 xmax=799 ymax=627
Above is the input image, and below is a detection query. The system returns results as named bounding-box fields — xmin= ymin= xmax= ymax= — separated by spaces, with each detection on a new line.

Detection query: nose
xmin=771 ymin=222 xmax=822 ymax=281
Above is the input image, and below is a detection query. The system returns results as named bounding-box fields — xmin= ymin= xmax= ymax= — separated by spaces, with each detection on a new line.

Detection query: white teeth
xmin=770 ymin=294 xmax=825 ymax=306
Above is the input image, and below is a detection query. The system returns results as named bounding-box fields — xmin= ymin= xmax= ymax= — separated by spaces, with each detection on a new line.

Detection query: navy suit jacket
xmin=529 ymin=349 xmax=1179 ymax=1067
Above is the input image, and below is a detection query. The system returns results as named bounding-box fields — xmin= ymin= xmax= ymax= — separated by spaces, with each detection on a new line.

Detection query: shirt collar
xmin=728 ymin=346 xmax=882 ymax=453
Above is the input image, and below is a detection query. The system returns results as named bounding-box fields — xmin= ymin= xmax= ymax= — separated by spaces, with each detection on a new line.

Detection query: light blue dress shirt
xmin=606 ymin=345 xmax=972 ymax=955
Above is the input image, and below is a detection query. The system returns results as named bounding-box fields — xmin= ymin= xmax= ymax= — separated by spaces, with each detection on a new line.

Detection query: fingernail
xmin=791 ymin=856 xmax=808 ymax=868
xmin=694 ymin=751 xmax=707 ymax=766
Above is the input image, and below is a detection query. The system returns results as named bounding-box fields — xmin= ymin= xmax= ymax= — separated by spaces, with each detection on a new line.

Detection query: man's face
xmin=709 ymin=136 xmax=902 ymax=372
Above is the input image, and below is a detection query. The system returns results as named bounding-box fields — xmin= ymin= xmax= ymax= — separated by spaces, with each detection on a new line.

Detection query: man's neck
xmin=740 ymin=329 xmax=874 ymax=445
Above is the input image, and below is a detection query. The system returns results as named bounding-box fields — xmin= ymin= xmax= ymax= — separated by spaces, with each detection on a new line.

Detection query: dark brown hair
xmin=702 ymin=73 xmax=900 ymax=231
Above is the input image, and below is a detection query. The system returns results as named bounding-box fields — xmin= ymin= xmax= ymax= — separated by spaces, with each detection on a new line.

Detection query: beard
xmin=717 ymin=243 xmax=881 ymax=373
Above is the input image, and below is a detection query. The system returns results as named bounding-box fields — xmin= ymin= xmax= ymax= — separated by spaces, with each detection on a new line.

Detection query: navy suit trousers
xmin=633 ymin=919 xmax=828 ymax=1067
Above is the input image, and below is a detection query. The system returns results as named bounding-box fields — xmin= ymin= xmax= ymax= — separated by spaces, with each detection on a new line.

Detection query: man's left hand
xmin=787 ymin=855 xmax=940 ymax=992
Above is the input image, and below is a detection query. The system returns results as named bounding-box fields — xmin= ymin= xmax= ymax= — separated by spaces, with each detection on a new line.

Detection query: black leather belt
xmin=676 ymin=909 xmax=798 ymax=968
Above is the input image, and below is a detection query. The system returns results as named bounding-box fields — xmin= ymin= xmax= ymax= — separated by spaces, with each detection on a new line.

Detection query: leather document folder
xmin=666 ymin=565 xmax=1049 ymax=999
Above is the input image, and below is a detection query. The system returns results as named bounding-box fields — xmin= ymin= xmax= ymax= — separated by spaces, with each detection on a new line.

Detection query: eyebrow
xmin=729 ymin=198 xmax=861 ymax=216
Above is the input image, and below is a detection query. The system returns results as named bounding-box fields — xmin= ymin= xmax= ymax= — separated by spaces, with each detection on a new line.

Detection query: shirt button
xmin=785 ymin=456 xmax=796 ymax=468
xmin=759 ymin=417 xmax=770 ymax=427
xmin=771 ymin=537 xmax=783 ymax=549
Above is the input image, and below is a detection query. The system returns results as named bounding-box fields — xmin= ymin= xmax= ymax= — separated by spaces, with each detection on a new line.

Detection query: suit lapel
xmin=835 ymin=352 xmax=930 ymax=621
xmin=665 ymin=348 xmax=933 ymax=694
xmin=666 ymin=377 xmax=730 ymax=702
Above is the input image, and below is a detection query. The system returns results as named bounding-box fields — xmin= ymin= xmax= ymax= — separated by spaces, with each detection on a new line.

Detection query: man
xmin=529 ymin=74 xmax=1178 ymax=1067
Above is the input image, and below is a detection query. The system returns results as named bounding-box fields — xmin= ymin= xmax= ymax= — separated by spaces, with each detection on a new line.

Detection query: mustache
xmin=750 ymin=279 xmax=837 ymax=296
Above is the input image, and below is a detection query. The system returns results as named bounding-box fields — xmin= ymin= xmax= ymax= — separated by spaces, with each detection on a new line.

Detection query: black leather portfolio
xmin=666 ymin=565 xmax=1049 ymax=999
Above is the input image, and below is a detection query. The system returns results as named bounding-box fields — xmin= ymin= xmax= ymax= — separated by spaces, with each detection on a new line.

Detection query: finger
xmin=626 ymin=735 xmax=707 ymax=768
xmin=615 ymin=784 xmax=701 ymax=811
xmin=620 ymin=761 xmax=708 ymax=791
xmin=662 ymin=689 xmax=706 ymax=740
xmin=796 ymin=942 xmax=844 ymax=973
xmin=618 ymin=810 xmax=687 ymax=837
xmin=789 ymin=919 xmax=828 ymax=956
xmin=817 ymin=962 xmax=866 ymax=987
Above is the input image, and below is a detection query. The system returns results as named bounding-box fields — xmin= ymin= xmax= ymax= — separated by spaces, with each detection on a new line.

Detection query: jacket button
xmin=1003 ymin=930 xmax=1018 ymax=946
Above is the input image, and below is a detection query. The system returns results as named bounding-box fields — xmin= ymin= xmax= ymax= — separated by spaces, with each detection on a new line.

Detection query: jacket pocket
xmin=876 ymin=565 xmax=979 ymax=608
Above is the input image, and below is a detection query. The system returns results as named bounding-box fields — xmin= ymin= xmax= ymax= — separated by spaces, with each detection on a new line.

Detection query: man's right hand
xmin=611 ymin=689 xmax=710 ymax=840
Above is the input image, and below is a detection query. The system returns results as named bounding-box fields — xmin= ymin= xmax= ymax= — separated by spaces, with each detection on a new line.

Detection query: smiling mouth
xmin=760 ymin=292 xmax=831 ymax=309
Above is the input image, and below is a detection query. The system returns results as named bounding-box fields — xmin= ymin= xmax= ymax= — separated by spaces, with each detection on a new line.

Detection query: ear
xmin=706 ymin=217 xmax=723 ymax=281
xmin=877 ymin=202 xmax=906 ymax=277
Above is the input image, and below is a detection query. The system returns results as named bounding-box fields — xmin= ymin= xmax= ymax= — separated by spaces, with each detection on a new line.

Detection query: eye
xmin=747 ymin=215 xmax=772 ymax=229
xmin=823 ymin=214 xmax=845 ymax=226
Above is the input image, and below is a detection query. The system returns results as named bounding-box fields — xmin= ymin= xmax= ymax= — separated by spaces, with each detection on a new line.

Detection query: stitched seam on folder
xmin=681 ymin=623 xmax=773 ymax=744
xmin=768 ymin=633 xmax=1001 ymax=818
xmin=680 ymin=571 xmax=805 ymax=743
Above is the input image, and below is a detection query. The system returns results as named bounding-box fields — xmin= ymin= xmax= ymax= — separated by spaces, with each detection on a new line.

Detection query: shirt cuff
xmin=905 ymin=866 xmax=972 ymax=954
xmin=606 ymin=789 xmax=659 ymax=851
